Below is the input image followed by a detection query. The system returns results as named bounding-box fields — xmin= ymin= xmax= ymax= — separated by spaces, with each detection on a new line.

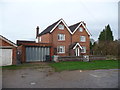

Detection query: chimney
xmin=36 ymin=26 xmax=39 ymax=38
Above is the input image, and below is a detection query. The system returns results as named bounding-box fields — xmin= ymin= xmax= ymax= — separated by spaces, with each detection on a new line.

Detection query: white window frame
xmin=79 ymin=27 xmax=83 ymax=32
xmin=81 ymin=46 xmax=86 ymax=53
xmin=58 ymin=24 xmax=64 ymax=30
xmin=80 ymin=36 xmax=86 ymax=42
xmin=57 ymin=46 xmax=65 ymax=54
xmin=58 ymin=34 xmax=65 ymax=41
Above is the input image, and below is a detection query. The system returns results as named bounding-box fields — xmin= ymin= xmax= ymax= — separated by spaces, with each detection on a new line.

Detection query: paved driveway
xmin=2 ymin=63 xmax=119 ymax=88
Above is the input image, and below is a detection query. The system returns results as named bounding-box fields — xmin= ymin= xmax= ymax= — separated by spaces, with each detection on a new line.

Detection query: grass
xmin=49 ymin=60 xmax=119 ymax=72
xmin=1 ymin=60 xmax=118 ymax=71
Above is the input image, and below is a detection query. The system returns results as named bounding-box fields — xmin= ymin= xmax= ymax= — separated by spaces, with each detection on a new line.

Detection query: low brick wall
xmin=89 ymin=55 xmax=106 ymax=61
xmin=58 ymin=56 xmax=84 ymax=61
xmin=57 ymin=55 xmax=106 ymax=62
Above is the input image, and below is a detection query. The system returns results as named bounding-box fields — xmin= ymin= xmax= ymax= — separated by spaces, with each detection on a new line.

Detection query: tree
xmin=98 ymin=24 xmax=114 ymax=42
xmin=92 ymin=24 xmax=118 ymax=56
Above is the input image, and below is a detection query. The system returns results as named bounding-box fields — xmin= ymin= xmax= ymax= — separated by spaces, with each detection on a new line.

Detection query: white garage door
xmin=0 ymin=49 xmax=12 ymax=66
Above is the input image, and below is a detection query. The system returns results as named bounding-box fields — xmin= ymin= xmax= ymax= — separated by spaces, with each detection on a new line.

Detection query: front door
xmin=75 ymin=47 xmax=80 ymax=56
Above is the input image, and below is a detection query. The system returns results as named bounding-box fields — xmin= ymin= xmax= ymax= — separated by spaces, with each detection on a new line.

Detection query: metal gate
xmin=26 ymin=46 xmax=50 ymax=62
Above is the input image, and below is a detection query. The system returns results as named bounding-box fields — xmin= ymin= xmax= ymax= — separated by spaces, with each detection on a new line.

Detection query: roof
xmin=38 ymin=19 xmax=61 ymax=36
xmin=38 ymin=19 xmax=91 ymax=36
xmin=17 ymin=40 xmax=35 ymax=45
xmin=72 ymin=22 xmax=91 ymax=36
xmin=69 ymin=22 xmax=81 ymax=32
xmin=69 ymin=42 xmax=77 ymax=49
xmin=0 ymin=35 xmax=17 ymax=47
xmin=17 ymin=40 xmax=52 ymax=47
xmin=69 ymin=42 xmax=82 ymax=49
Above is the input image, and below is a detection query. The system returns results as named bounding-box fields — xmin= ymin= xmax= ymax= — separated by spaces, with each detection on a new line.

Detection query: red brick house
xmin=0 ymin=35 xmax=17 ymax=66
xmin=36 ymin=18 xmax=91 ymax=56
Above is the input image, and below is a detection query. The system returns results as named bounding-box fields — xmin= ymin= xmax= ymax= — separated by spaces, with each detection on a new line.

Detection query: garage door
xmin=0 ymin=49 xmax=12 ymax=66
xmin=26 ymin=46 xmax=50 ymax=62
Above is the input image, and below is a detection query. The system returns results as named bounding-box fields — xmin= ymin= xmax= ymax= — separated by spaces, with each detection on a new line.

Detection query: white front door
xmin=75 ymin=47 xmax=80 ymax=56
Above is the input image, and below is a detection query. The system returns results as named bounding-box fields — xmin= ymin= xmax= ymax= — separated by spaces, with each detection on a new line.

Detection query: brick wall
xmin=39 ymin=33 xmax=52 ymax=43
xmin=51 ymin=22 xmax=72 ymax=56
xmin=72 ymin=25 xmax=90 ymax=55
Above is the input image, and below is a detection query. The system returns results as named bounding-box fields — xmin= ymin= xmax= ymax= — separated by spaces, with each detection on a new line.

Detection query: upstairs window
xmin=81 ymin=46 xmax=86 ymax=53
xmin=80 ymin=36 xmax=86 ymax=42
xmin=79 ymin=27 xmax=83 ymax=32
xmin=58 ymin=34 xmax=65 ymax=41
xmin=57 ymin=46 xmax=65 ymax=53
xmin=58 ymin=24 xmax=64 ymax=30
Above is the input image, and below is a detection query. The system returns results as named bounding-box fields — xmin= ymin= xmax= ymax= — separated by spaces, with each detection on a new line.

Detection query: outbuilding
xmin=0 ymin=35 xmax=17 ymax=66
xmin=17 ymin=40 xmax=53 ymax=63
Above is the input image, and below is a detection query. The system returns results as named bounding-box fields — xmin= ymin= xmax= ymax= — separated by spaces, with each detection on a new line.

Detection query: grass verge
xmin=49 ymin=60 xmax=118 ymax=72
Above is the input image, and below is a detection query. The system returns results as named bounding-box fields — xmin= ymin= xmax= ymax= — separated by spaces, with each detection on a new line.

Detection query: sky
xmin=0 ymin=0 xmax=119 ymax=43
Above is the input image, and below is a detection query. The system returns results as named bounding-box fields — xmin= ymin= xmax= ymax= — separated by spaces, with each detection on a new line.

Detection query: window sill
xmin=58 ymin=40 xmax=65 ymax=41
xmin=81 ymin=52 xmax=86 ymax=53
xmin=80 ymin=41 xmax=86 ymax=42
xmin=57 ymin=52 xmax=65 ymax=54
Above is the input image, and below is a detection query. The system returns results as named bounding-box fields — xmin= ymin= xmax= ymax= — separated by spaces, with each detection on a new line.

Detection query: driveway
xmin=2 ymin=63 xmax=119 ymax=88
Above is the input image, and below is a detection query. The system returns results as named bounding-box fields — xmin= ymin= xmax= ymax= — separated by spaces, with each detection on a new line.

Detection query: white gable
xmin=50 ymin=19 xmax=72 ymax=34
xmin=72 ymin=22 xmax=92 ymax=36
xmin=73 ymin=43 xmax=82 ymax=49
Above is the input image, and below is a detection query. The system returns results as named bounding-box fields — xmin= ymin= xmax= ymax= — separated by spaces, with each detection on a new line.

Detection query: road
xmin=2 ymin=63 xmax=119 ymax=88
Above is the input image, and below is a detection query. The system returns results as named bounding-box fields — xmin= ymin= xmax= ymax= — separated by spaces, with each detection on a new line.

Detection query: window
xmin=58 ymin=24 xmax=64 ymax=30
xmin=80 ymin=36 xmax=86 ymax=42
xmin=79 ymin=27 xmax=83 ymax=32
xmin=58 ymin=34 xmax=65 ymax=41
xmin=57 ymin=46 xmax=65 ymax=53
xmin=81 ymin=46 xmax=86 ymax=53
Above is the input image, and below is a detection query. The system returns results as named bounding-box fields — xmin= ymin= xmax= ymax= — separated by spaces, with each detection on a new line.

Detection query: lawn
xmin=1 ymin=60 xmax=118 ymax=71
xmin=49 ymin=60 xmax=118 ymax=72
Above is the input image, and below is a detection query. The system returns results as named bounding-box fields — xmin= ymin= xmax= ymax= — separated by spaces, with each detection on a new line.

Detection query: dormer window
xmin=58 ymin=24 xmax=64 ymax=30
xmin=79 ymin=27 xmax=83 ymax=32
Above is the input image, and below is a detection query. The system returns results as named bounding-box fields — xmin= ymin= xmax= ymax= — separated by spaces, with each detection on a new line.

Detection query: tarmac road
xmin=2 ymin=64 xmax=119 ymax=88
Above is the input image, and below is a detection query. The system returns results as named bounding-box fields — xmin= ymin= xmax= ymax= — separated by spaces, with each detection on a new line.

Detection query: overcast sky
xmin=0 ymin=0 xmax=119 ymax=43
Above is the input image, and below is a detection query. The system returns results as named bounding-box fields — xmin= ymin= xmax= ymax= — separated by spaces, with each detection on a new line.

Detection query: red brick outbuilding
xmin=0 ymin=35 xmax=17 ymax=66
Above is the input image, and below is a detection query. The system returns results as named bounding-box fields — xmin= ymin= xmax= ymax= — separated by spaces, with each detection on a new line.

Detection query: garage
xmin=26 ymin=46 xmax=50 ymax=62
xmin=17 ymin=40 xmax=53 ymax=63
xmin=0 ymin=35 xmax=17 ymax=66
xmin=1 ymin=49 xmax=12 ymax=66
